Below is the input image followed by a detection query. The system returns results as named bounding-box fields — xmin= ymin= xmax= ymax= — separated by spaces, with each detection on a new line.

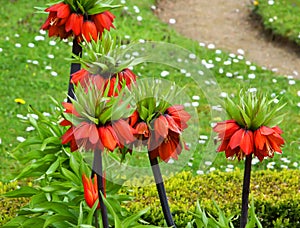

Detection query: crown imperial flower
xmin=214 ymin=90 xmax=285 ymax=161
xmin=40 ymin=0 xmax=119 ymax=40
xmin=129 ymin=80 xmax=191 ymax=162
xmin=70 ymin=33 xmax=144 ymax=95
xmin=61 ymin=81 xmax=135 ymax=152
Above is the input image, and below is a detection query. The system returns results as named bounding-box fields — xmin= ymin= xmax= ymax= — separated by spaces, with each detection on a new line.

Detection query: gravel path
xmin=156 ymin=0 xmax=300 ymax=79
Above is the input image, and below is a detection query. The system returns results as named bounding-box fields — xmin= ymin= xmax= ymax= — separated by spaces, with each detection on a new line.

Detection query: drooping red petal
xmin=98 ymin=126 xmax=119 ymax=151
xmin=91 ymin=75 xmax=106 ymax=90
xmin=88 ymin=124 xmax=99 ymax=145
xmin=112 ymin=119 xmax=135 ymax=146
xmin=62 ymin=102 xmax=80 ymax=116
xmin=149 ymin=147 xmax=159 ymax=160
xmin=82 ymin=21 xmax=98 ymax=42
xmin=165 ymin=114 xmax=181 ymax=134
xmin=48 ymin=25 xmax=62 ymax=37
xmin=213 ymin=120 xmax=240 ymax=139
xmin=228 ymin=128 xmax=244 ymax=150
xmin=119 ymin=68 xmax=137 ymax=86
xmin=154 ymin=115 xmax=169 ymax=139
xmin=158 ymin=140 xmax=174 ymax=162
xmin=272 ymin=126 xmax=283 ymax=134
xmin=240 ymin=130 xmax=254 ymax=155
xmin=60 ymin=119 xmax=71 ymax=126
xmin=135 ymin=122 xmax=149 ymax=137
xmin=41 ymin=17 xmax=51 ymax=30
xmin=128 ymin=110 xmax=139 ymax=127
xmin=260 ymin=126 xmax=275 ymax=136
xmin=158 ymin=132 xmax=181 ymax=162
xmin=92 ymin=12 xmax=115 ymax=31
xmin=254 ymin=128 xmax=266 ymax=151
xmin=166 ymin=105 xmax=191 ymax=124
xmin=104 ymin=11 xmax=116 ymax=25
xmin=71 ymin=69 xmax=90 ymax=85
xmin=62 ymin=102 xmax=74 ymax=112
xmin=105 ymin=77 xmax=121 ymax=96
xmin=74 ymin=122 xmax=91 ymax=140
xmin=56 ymin=3 xmax=71 ymax=19
xmin=70 ymin=139 xmax=78 ymax=152
xmin=225 ymin=147 xmax=239 ymax=159
xmin=268 ymin=134 xmax=284 ymax=152
xmin=217 ymin=138 xmax=230 ymax=152
xmin=66 ymin=13 xmax=83 ymax=35
xmin=61 ymin=127 xmax=74 ymax=145
xmin=45 ymin=2 xmax=65 ymax=12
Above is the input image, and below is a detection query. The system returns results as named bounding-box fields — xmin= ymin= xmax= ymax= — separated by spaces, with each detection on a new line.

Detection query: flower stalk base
xmin=148 ymin=153 xmax=176 ymax=228
xmin=240 ymin=154 xmax=252 ymax=228
xmin=93 ymin=149 xmax=109 ymax=228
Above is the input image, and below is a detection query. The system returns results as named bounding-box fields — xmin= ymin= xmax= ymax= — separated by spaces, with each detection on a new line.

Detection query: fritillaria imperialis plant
xmin=40 ymin=0 xmax=121 ymax=101
xmin=70 ymin=33 xmax=144 ymax=96
xmin=129 ymin=80 xmax=191 ymax=162
xmin=128 ymin=80 xmax=191 ymax=227
xmin=213 ymin=90 xmax=285 ymax=228
xmin=61 ymin=81 xmax=135 ymax=154
xmin=40 ymin=0 xmax=119 ymax=41
xmin=37 ymin=0 xmax=191 ymax=226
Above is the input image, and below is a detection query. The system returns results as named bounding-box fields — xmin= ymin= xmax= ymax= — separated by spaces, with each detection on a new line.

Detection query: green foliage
xmin=225 ymin=89 xmax=285 ymax=130
xmin=76 ymin=32 xmax=146 ymax=75
xmin=1 ymin=106 xmax=154 ymax=227
xmin=253 ymin=0 xmax=300 ymax=45
xmin=121 ymin=170 xmax=300 ymax=227
xmin=188 ymin=200 xmax=236 ymax=228
xmin=186 ymin=196 xmax=262 ymax=228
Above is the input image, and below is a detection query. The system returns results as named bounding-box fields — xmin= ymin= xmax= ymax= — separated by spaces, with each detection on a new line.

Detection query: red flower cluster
xmin=213 ymin=120 xmax=284 ymax=161
xmin=129 ymin=105 xmax=191 ymax=162
xmin=71 ymin=68 xmax=137 ymax=96
xmin=61 ymin=102 xmax=135 ymax=152
xmin=41 ymin=2 xmax=115 ymax=41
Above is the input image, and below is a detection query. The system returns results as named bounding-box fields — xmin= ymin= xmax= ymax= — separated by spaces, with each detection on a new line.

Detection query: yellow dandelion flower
xmin=253 ymin=0 xmax=259 ymax=6
xmin=14 ymin=98 xmax=26 ymax=105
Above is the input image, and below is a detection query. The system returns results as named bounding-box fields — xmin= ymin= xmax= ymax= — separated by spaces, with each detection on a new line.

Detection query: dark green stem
xmin=240 ymin=154 xmax=252 ymax=228
xmin=148 ymin=153 xmax=176 ymax=228
xmin=68 ymin=39 xmax=82 ymax=102
xmin=93 ymin=149 xmax=109 ymax=228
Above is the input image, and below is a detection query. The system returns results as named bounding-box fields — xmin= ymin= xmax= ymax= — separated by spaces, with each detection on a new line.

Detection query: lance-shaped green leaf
xmin=224 ymin=89 xmax=286 ymax=130
xmin=72 ymin=32 xmax=147 ymax=77
xmin=87 ymin=3 xmax=122 ymax=15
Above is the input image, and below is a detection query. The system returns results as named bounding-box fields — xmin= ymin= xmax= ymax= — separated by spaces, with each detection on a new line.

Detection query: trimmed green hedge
xmin=2 ymin=170 xmax=299 ymax=227
xmin=121 ymin=169 xmax=300 ymax=227
xmin=0 ymin=181 xmax=30 ymax=226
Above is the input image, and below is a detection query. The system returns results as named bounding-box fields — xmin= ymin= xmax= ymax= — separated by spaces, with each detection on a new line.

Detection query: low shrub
xmin=0 ymin=181 xmax=30 ymax=226
xmin=121 ymin=169 xmax=300 ymax=227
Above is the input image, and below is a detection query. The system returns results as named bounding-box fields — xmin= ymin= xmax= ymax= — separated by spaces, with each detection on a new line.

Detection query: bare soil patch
xmin=156 ymin=0 xmax=300 ymax=78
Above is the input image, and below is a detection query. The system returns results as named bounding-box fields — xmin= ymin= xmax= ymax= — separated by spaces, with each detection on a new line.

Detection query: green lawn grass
xmin=0 ymin=0 xmax=300 ymax=182
xmin=253 ymin=0 xmax=300 ymax=44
